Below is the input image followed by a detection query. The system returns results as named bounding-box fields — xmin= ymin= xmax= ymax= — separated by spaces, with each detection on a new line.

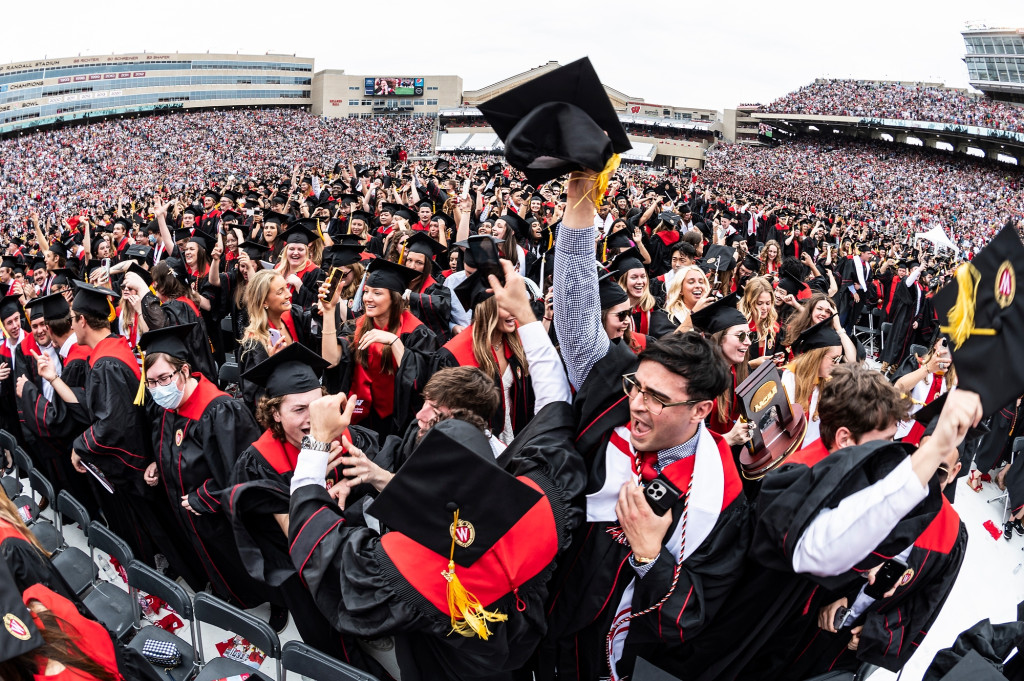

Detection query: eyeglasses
xmin=831 ymin=354 xmax=845 ymax=365
xmin=622 ymin=373 xmax=702 ymax=416
xmin=732 ymin=331 xmax=758 ymax=343
xmin=611 ymin=310 xmax=631 ymax=322
xmin=146 ymin=368 xmax=181 ymax=389
xmin=936 ymin=465 xmax=951 ymax=479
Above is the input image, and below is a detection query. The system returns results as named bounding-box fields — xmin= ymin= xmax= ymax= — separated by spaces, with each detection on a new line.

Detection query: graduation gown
xmin=538 ymin=339 xmax=750 ymax=681
xmin=287 ymin=260 xmax=327 ymax=312
xmin=630 ymin=305 xmax=674 ymax=340
xmin=286 ymin=401 xmax=586 ymax=681
xmin=350 ymin=310 xmax=437 ymax=437
xmin=0 ymin=518 xmax=76 ymax=600
xmin=782 ymin=498 xmax=967 ymax=678
xmin=237 ymin=305 xmax=321 ymax=410
xmin=141 ymin=293 xmax=218 ymax=381
xmin=148 ymin=374 xmax=264 ymax=605
xmin=687 ymin=439 xmax=946 ymax=681
xmin=881 ymin=280 xmax=922 ymax=366
xmin=406 ymin=274 xmax=452 ymax=341
xmin=433 ymin=325 xmax=534 ymax=440
xmin=224 ymin=427 xmax=381 ymax=666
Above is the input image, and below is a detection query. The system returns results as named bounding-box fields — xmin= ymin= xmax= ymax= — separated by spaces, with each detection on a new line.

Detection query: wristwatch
xmin=300 ymin=435 xmax=332 ymax=453
xmin=632 ymin=553 xmax=658 ymax=565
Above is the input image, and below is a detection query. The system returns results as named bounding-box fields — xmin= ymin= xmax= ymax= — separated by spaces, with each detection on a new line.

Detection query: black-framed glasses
xmin=146 ymin=368 xmax=181 ymax=389
xmin=732 ymin=331 xmax=758 ymax=343
xmin=622 ymin=373 xmax=702 ymax=416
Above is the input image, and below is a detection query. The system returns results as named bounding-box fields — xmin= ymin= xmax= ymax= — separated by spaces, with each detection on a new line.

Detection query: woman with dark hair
xmin=598 ymin=270 xmax=646 ymax=353
xmin=398 ymin=233 xmax=452 ymax=340
xmin=491 ymin=212 xmax=528 ymax=275
xmin=138 ymin=324 xmax=263 ymax=606
xmin=610 ymin=248 xmax=674 ymax=339
xmin=141 ymin=257 xmax=218 ymax=380
xmin=348 ymin=259 xmax=437 ymax=437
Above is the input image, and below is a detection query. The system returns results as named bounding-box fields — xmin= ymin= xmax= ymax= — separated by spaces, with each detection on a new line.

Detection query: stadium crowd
xmin=0 ymin=79 xmax=1021 ymax=681
xmin=762 ymin=78 xmax=1024 ymax=134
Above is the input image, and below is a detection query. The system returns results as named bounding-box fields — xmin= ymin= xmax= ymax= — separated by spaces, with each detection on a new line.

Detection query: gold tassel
xmin=940 ymin=262 xmax=996 ymax=350
xmin=398 ymin=242 xmax=406 ymax=266
xmin=107 ymin=299 xmax=117 ymax=324
xmin=592 ymin=154 xmax=621 ymax=208
xmin=316 ymin=218 xmax=324 ymax=241
xmin=601 ymin=240 xmax=607 ymax=263
xmin=134 ymin=351 xmax=146 ymax=406
xmin=149 ymin=285 xmax=157 ymax=297
xmin=441 ymin=510 xmax=507 ymax=639
xmin=546 ymin=230 xmax=553 ymax=251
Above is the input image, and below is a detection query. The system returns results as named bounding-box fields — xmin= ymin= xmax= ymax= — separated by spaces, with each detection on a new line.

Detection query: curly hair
xmin=818 ymin=364 xmax=910 ymax=449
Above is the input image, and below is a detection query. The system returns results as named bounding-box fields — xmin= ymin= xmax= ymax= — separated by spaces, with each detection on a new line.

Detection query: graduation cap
xmin=364 ymin=258 xmax=418 ymax=293
xmin=138 ymin=323 xmax=196 ymax=361
xmin=49 ymin=268 xmax=74 ymax=289
xmin=126 ymin=262 xmax=152 ymax=287
xmin=476 ymin=56 xmax=632 ymax=188
xmin=30 ymin=256 xmax=46 ymax=272
xmin=24 ymin=292 xmax=70 ymax=321
xmin=913 ymin=392 xmax=989 ymax=439
xmin=202 ymin=189 xmax=221 ymax=203
xmin=262 ymin=210 xmax=290 ymax=226
xmin=188 ymin=230 xmax=214 ymax=253
xmin=792 ymin=316 xmax=842 ymax=355
xmin=240 ymin=241 xmax=269 ymax=259
xmin=322 ymin=244 xmax=364 ymax=269
xmin=111 ymin=217 xmax=132 ymax=232
xmin=497 ymin=212 xmax=527 ymax=240
xmin=404 ymin=232 xmax=447 ymax=260
xmin=457 ymin=235 xmax=501 ymax=271
xmin=740 ymin=252 xmax=762 ymax=273
xmin=0 ymin=560 xmax=44 ymax=662
xmin=598 ymin=270 xmax=628 ymax=309
xmin=379 ymin=203 xmax=402 ymax=217
xmin=778 ymin=271 xmax=811 ymax=300
xmin=657 ymin=211 xmax=681 ymax=227
xmin=220 ymin=210 xmax=242 ymax=224
xmin=182 ymin=204 xmax=202 ymax=218
xmin=933 ymin=223 xmax=1024 ymax=417
xmin=0 ymin=295 xmax=22 ymax=322
xmin=221 ymin=190 xmax=240 ymax=204
xmin=240 ymin=341 xmax=329 ymax=398
xmin=604 ymin=229 xmax=635 ymax=252
xmin=435 ymin=159 xmax=451 ymax=174
xmin=394 ymin=208 xmax=417 ymax=224
xmin=701 ymin=245 xmax=736 ymax=273
xmin=690 ymin=292 xmax=746 ymax=335
xmin=369 ymin=418 xmax=544 ymax=637
xmin=124 ymin=244 xmax=152 ymax=264
xmin=608 ymin=247 xmax=645 ymax=276
xmin=172 ymin=227 xmax=193 ymax=243
xmin=71 ymin=281 xmax=119 ymax=321
xmin=47 ymin=241 xmax=67 ymax=259
xmin=433 ymin=212 xmax=456 ymax=232
xmin=282 ymin=221 xmax=320 ymax=246
xmin=162 ymin=256 xmax=188 ymax=282
xmin=0 ymin=256 xmax=17 ymax=271
xmin=349 ymin=210 xmax=374 ymax=229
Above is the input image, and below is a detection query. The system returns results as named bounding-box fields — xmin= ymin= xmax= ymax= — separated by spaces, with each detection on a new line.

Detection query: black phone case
xmin=644 ymin=474 xmax=682 ymax=516
xmin=864 ymin=558 xmax=907 ymax=599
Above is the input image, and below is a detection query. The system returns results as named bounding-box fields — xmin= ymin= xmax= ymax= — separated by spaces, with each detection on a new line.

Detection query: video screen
xmin=365 ymin=77 xmax=424 ymax=96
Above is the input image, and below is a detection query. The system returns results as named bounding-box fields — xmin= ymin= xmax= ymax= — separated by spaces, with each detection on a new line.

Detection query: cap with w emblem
xmin=934 ymin=221 xmax=1024 ymax=416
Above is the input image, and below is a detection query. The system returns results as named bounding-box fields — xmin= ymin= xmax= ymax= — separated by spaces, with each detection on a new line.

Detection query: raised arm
xmin=554 ymin=174 xmax=609 ymax=391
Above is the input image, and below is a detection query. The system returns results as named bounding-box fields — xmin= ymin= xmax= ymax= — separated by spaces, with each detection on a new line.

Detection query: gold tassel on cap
xmin=441 ymin=510 xmax=507 ymax=639
xmin=591 ymin=153 xmax=621 ymax=208
xmin=134 ymin=351 xmax=146 ymax=406
xmin=107 ymin=299 xmax=117 ymax=324
xmin=941 ymin=262 xmax=996 ymax=350
xmin=398 ymin=242 xmax=407 ymax=266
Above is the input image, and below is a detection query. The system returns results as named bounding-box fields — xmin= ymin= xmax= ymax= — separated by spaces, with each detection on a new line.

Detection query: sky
xmin=5 ymin=0 xmax=1024 ymax=113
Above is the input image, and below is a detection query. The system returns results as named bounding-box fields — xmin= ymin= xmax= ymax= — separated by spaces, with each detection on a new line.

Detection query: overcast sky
xmin=5 ymin=0 xmax=1024 ymax=113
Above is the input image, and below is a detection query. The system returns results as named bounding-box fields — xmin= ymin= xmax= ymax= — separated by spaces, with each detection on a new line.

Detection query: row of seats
xmin=0 ymin=429 xmax=378 ymax=681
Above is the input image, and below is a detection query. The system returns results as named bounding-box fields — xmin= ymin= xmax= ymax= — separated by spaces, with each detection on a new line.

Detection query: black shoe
xmin=1013 ymin=519 xmax=1024 ymax=537
xmin=269 ymin=604 xmax=289 ymax=633
xmin=1005 ymin=522 xmax=1014 ymax=540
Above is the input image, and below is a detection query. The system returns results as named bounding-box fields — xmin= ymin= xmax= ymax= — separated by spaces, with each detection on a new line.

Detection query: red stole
xmin=914 ymin=497 xmax=960 ymax=554
xmin=885 ymin=276 xmax=902 ymax=315
xmin=631 ymin=306 xmax=649 ymax=335
xmin=787 ymin=437 xmax=831 ymax=468
xmin=172 ymin=374 xmax=222 ymax=420
xmin=904 ymin=374 xmax=943 ymax=446
xmin=418 ymin=275 xmax=437 ymax=294
xmin=351 ymin=311 xmax=423 ymax=421
xmin=175 ymin=296 xmax=201 ymax=318
xmin=90 ymin=335 xmax=141 ymax=379
xmin=269 ymin=310 xmax=299 ymax=344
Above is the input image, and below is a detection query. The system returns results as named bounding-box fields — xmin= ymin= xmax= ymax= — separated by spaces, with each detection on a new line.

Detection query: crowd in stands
xmin=762 ymin=78 xmax=1024 ymax=134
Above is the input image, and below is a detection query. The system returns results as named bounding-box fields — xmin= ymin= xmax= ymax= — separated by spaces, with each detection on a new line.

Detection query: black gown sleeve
xmin=407 ymin=283 xmax=452 ymax=340
xmin=390 ymin=325 xmax=439 ymax=431
xmin=186 ymin=398 xmax=262 ymax=515
xmin=238 ymin=341 xmax=269 ymax=410
xmin=2 ymin=536 xmax=77 ymax=601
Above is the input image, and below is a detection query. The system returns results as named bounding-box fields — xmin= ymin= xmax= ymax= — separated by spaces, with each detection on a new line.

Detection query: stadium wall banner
xmin=861 ymin=117 xmax=1024 ymax=145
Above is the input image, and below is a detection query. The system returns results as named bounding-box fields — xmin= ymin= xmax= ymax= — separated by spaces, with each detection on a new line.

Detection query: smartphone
xmin=865 ymin=558 xmax=907 ymax=599
xmin=323 ymin=267 xmax=344 ymax=302
xmin=833 ymin=605 xmax=850 ymax=630
xmin=268 ymin=328 xmax=282 ymax=346
xmin=102 ymin=258 xmax=112 ymax=280
xmin=643 ymin=474 xmax=682 ymax=516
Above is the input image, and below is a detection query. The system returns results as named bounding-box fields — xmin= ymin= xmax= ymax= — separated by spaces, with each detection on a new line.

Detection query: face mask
xmin=150 ymin=378 xmax=185 ymax=410
xmin=149 ymin=234 xmax=157 ymax=245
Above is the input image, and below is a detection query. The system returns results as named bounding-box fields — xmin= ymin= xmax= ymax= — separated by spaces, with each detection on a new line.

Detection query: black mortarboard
xmin=173 ymin=227 xmax=193 ymax=243
xmin=25 ymin=292 xmax=70 ymax=321
xmin=477 ymin=57 xmax=632 ymax=185
xmin=188 ymin=230 xmax=214 ymax=253
xmin=112 ymin=217 xmax=132 ymax=232
xmin=221 ymin=190 xmax=240 ymax=204
xmin=240 ymin=340 xmax=329 ymax=399
xmin=405 ymin=232 xmax=446 ymax=259
xmin=433 ymin=212 xmax=456 ymax=231
xmin=163 ymin=256 xmax=188 ymax=282
xmin=322 ymin=244 xmax=364 ymax=269
xmin=0 ymin=295 xmax=22 ymax=321
xmin=370 ymin=419 xmax=544 ymax=568
xmin=394 ymin=208 xmax=417 ymax=223
xmin=778 ymin=271 xmax=810 ymax=299
xmin=933 ymin=223 xmax=1024 ymax=417
xmin=605 ymin=230 xmax=635 ymax=252
xmin=49 ymin=268 xmax=74 ymax=288
xmin=935 ymin=649 xmax=1008 ymax=681
xmin=281 ymin=221 xmax=319 ymax=246
xmin=364 ymin=258 xmax=418 ymax=293
xmin=379 ymin=203 xmax=401 ymax=216
xmin=202 ymin=189 xmax=220 ymax=202
xmin=126 ymin=262 xmax=152 ymax=287
xmin=657 ymin=211 xmax=680 ymax=227
xmin=690 ymin=292 xmax=747 ymax=335
xmin=262 ymin=210 xmax=289 ymax=226
xmin=608 ymin=247 xmax=645 ymax=277
xmin=702 ymin=244 xmax=736 ymax=273
xmin=220 ymin=210 xmax=242 ymax=224
xmin=912 ymin=392 xmax=989 ymax=439
xmin=349 ymin=210 xmax=374 ymax=229
xmin=741 ymin=253 xmax=762 ymax=273
xmin=138 ymin=323 xmax=197 ymax=361
xmin=793 ymin=316 xmax=842 ymax=354
xmin=598 ymin=270 xmax=628 ymax=309
xmin=124 ymin=244 xmax=152 ymax=264
xmin=0 ymin=560 xmax=43 ymax=662
xmin=48 ymin=241 xmax=67 ymax=259
xmin=71 ymin=281 xmax=119 ymax=319
xmin=454 ymin=270 xmax=495 ymax=311
xmin=435 ymin=159 xmax=451 ymax=173
xmin=0 ymin=256 xmax=17 ymax=271
xmin=497 ymin=212 xmax=527 ymax=240
xmin=31 ymin=256 xmax=46 ymax=272
xmin=457 ymin=235 xmax=501 ymax=270
xmin=240 ymin=241 xmax=269 ymax=259
xmin=182 ymin=204 xmax=201 ymax=217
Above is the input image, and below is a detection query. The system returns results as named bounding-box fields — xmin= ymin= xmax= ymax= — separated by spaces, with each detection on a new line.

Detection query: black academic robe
xmin=782 ymin=498 xmax=967 ymax=678
xmin=630 ymin=305 xmax=674 ymax=340
xmin=288 ymin=261 xmax=328 ymax=312
xmin=71 ymin=334 xmax=197 ymax=572
xmin=433 ymin=325 xmax=534 ymax=440
xmin=688 ymin=439 xmax=946 ymax=681
xmin=537 ymin=339 xmax=750 ymax=681
xmin=1 ymin=519 xmax=77 ymax=601
xmin=141 ymin=293 xmax=218 ymax=381
xmin=406 ymin=275 xmax=452 ymax=342
xmin=147 ymin=374 xmax=264 ymax=606
xmin=237 ymin=305 xmax=321 ymax=410
xmin=286 ymin=401 xmax=586 ymax=681
xmin=224 ymin=427 xmax=382 ymax=667
xmin=838 ymin=256 xmax=870 ymax=328
xmin=881 ymin=280 xmax=922 ymax=366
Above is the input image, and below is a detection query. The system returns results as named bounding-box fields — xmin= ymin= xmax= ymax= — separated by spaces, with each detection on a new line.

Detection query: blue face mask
xmin=149 ymin=379 xmax=184 ymax=410
xmin=149 ymin=234 xmax=158 ymax=245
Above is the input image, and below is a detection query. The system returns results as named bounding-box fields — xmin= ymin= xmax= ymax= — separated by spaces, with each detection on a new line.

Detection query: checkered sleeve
xmin=554 ymin=223 xmax=608 ymax=391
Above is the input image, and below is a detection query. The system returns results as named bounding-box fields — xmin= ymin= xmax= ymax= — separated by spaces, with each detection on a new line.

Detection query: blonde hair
xmin=242 ymin=269 xmax=284 ymax=353
xmin=341 ymin=261 xmax=365 ymax=300
xmin=739 ymin=277 xmax=778 ymax=348
xmin=664 ymin=266 xmax=709 ymax=326
xmin=617 ymin=268 xmax=654 ymax=313
xmin=472 ymin=296 xmax=528 ymax=382
xmin=786 ymin=346 xmax=832 ymax=415
xmin=761 ymin=240 xmax=783 ymax=271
